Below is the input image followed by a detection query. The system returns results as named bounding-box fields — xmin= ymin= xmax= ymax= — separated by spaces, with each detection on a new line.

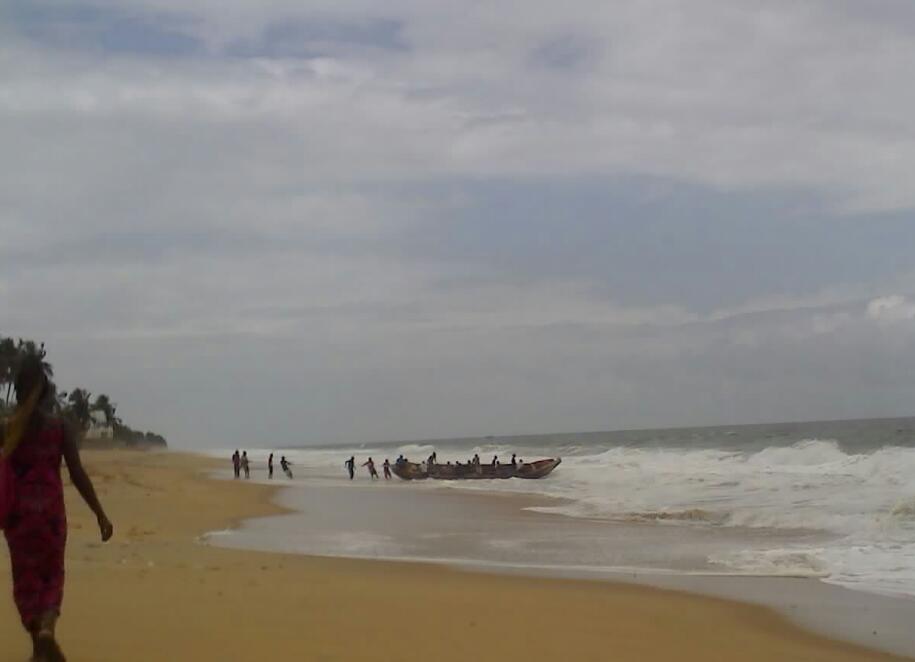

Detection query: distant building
xmin=86 ymin=411 xmax=113 ymax=439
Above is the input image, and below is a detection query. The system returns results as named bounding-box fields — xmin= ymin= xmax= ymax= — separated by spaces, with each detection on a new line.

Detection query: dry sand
xmin=0 ymin=450 xmax=907 ymax=661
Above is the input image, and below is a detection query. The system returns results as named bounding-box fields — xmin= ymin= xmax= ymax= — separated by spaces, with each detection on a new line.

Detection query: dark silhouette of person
xmin=363 ymin=457 xmax=379 ymax=480
xmin=268 ymin=452 xmax=274 ymax=479
xmin=232 ymin=449 xmax=241 ymax=478
xmin=383 ymin=458 xmax=392 ymax=480
xmin=280 ymin=456 xmax=293 ymax=479
xmin=241 ymin=451 xmax=250 ymax=479
xmin=345 ymin=456 xmax=355 ymax=480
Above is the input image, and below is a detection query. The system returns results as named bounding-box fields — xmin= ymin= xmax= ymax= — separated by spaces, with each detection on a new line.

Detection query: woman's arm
xmin=62 ymin=424 xmax=114 ymax=541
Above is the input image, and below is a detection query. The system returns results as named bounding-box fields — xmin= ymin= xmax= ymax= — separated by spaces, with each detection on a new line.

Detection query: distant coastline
xmin=0 ymin=335 xmax=167 ymax=448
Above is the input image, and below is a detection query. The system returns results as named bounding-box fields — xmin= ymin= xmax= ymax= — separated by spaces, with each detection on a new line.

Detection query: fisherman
xmin=363 ymin=457 xmax=379 ymax=480
xmin=232 ymin=450 xmax=241 ymax=479
xmin=345 ymin=456 xmax=356 ymax=480
xmin=268 ymin=452 xmax=274 ymax=479
xmin=280 ymin=456 xmax=293 ymax=479
xmin=241 ymin=451 xmax=250 ymax=479
xmin=383 ymin=458 xmax=392 ymax=480
xmin=510 ymin=453 xmax=517 ymax=468
xmin=491 ymin=455 xmax=498 ymax=467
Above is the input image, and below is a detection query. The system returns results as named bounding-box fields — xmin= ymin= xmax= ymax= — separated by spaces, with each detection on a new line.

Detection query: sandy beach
xmin=0 ymin=450 xmax=908 ymax=662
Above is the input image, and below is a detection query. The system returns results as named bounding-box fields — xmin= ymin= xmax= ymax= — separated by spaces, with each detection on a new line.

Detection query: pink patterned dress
xmin=3 ymin=420 xmax=67 ymax=629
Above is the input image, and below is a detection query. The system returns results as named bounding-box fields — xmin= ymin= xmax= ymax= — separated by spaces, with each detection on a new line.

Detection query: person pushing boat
xmin=363 ymin=457 xmax=379 ymax=480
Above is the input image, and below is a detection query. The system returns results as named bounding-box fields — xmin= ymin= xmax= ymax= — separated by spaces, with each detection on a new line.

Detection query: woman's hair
xmin=14 ymin=354 xmax=51 ymax=407
xmin=4 ymin=356 xmax=51 ymax=455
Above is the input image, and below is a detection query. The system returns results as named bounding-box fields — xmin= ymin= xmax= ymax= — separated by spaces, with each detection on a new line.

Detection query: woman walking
xmin=1 ymin=356 xmax=113 ymax=661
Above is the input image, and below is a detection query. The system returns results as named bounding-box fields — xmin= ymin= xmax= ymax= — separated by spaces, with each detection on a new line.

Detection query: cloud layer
xmin=2 ymin=1 xmax=915 ymax=446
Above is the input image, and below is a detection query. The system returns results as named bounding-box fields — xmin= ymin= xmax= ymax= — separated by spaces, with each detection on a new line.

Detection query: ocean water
xmin=220 ymin=417 xmax=915 ymax=599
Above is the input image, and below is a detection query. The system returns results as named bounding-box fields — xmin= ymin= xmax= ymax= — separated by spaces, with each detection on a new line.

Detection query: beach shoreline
xmin=213 ymin=468 xmax=915 ymax=659
xmin=1 ymin=449 xmax=909 ymax=661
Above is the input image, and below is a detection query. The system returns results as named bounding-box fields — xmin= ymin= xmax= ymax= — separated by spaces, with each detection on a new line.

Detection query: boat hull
xmin=391 ymin=458 xmax=561 ymax=481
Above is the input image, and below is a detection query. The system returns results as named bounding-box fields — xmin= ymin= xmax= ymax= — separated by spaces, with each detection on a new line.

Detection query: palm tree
xmin=55 ymin=390 xmax=69 ymax=414
xmin=92 ymin=394 xmax=116 ymax=428
xmin=0 ymin=336 xmax=166 ymax=446
xmin=67 ymin=388 xmax=93 ymax=431
xmin=2 ymin=339 xmax=53 ymax=405
xmin=0 ymin=336 xmax=18 ymax=406
xmin=17 ymin=339 xmax=52 ymax=378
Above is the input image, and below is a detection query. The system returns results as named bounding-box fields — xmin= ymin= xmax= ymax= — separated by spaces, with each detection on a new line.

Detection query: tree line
xmin=0 ymin=336 xmax=167 ymax=448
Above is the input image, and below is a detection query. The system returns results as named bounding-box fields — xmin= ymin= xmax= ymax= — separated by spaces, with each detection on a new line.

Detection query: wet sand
xmin=0 ymin=450 xmax=909 ymax=661
xmin=216 ymin=476 xmax=915 ymax=658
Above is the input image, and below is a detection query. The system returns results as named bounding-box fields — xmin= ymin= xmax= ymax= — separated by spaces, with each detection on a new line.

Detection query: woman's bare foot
xmin=34 ymin=631 xmax=65 ymax=662
xmin=33 ymin=613 xmax=65 ymax=662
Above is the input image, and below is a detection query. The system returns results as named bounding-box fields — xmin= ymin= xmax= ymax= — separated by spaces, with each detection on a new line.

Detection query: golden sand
xmin=0 ymin=451 xmax=905 ymax=661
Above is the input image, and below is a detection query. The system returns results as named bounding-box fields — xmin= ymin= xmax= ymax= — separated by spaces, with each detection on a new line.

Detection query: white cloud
xmin=867 ymin=295 xmax=915 ymax=322
xmin=4 ymin=2 xmax=915 ymax=209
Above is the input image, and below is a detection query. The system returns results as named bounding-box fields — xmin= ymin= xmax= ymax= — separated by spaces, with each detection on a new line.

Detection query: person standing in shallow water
xmin=383 ymin=458 xmax=392 ymax=480
xmin=267 ymin=453 xmax=274 ymax=479
xmin=241 ymin=451 xmax=250 ymax=479
xmin=232 ymin=449 xmax=240 ymax=478
xmin=362 ymin=457 xmax=379 ymax=480
xmin=344 ymin=456 xmax=355 ymax=480
xmin=1 ymin=355 xmax=114 ymax=662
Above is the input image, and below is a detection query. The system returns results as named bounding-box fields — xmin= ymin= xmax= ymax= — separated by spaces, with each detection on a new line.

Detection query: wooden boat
xmin=391 ymin=458 xmax=561 ymax=481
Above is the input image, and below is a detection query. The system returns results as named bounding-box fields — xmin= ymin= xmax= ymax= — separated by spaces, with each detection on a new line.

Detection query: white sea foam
xmin=708 ymin=549 xmax=831 ymax=578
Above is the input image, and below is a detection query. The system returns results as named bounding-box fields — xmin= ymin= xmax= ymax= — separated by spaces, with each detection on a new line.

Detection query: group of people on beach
xmin=232 ymin=448 xmax=530 ymax=484
xmin=231 ymin=450 xmax=293 ymax=480
xmin=342 ymin=451 xmax=525 ymax=480
xmin=421 ymin=452 xmax=524 ymax=477
xmin=344 ymin=456 xmax=393 ymax=480
xmin=228 ymin=447 xmax=533 ymax=484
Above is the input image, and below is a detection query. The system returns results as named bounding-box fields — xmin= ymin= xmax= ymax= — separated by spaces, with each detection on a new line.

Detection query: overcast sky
xmin=3 ymin=1 xmax=915 ymax=448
